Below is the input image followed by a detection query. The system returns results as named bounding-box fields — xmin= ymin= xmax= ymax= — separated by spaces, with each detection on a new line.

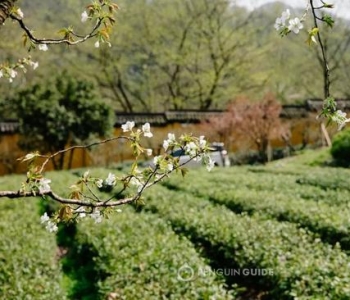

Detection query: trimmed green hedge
xmin=331 ymin=128 xmax=350 ymax=167
xmin=0 ymin=195 xmax=66 ymax=299
xmin=162 ymin=170 xmax=350 ymax=251
xmin=144 ymin=185 xmax=350 ymax=299
xmin=74 ymin=207 xmax=236 ymax=299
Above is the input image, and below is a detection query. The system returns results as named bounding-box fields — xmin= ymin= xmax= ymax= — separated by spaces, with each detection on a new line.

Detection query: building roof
xmin=2 ymin=99 xmax=350 ymax=134
xmin=0 ymin=121 xmax=19 ymax=134
xmin=114 ymin=110 xmax=223 ymax=126
xmin=305 ymin=99 xmax=350 ymax=112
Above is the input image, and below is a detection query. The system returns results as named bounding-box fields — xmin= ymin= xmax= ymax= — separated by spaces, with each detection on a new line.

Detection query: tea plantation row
xmin=162 ymin=167 xmax=350 ymax=251
xmin=0 ymin=171 xmax=236 ymax=299
xmin=1 ymin=164 xmax=350 ymax=299
xmin=0 ymin=175 xmax=66 ymax=299
xmin=143 ymin=184 xmax=350 ymax=299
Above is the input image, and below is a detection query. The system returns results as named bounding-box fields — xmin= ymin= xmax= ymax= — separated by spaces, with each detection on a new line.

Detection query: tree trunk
xmin=0 ymin=0 xmax=16 ymax=26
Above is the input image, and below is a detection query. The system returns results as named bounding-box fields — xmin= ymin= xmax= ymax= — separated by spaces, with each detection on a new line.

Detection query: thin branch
xmin=0 ymin=153 xmax=203 ymax=208
xmin=310 ymin=0 xmax=331 ymax=98
xmin=39 ymin=136 xmax=132 ymax=173
xmin=10 ymin=14 xmax=102 ymax=45
xmin=0 ymin=189 xmax=137 ymax=207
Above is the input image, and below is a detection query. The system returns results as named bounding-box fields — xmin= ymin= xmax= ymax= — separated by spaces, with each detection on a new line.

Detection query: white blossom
xmin=40 ymin=213 xmax=58 ymax=233
xmin=274 ymin=17 xmax=284 ymax=31
xmin=38 ymin=178 xmax=51 ymax=193
xmin=167 ymin=163 xmax=174 ymax=171
xmin=153 ymin=155 xmax=162 ymax=166
xmin=45 ymin=221 xmax=58 ymax=233
xmin=16 ymin=8 xmax=24 ymax=18
xmin=288 ymin=17 xmax=303 ymax=34
xmin=105 ymin=173 xmax=116 ymax=186
xmin=331 ymin=110 xmax=350 ymax=130
xmin=30 ymin=61 xmax=39 ymax=70
xmin=163 ymin=140 xmax=170 ymax=151
xmin=206 ymin=157 xmax=215 ymax=172
xmin=121 ymin=121 xmax=135 ymax=132
xmin=185 ymin=142 xmax=197 ymax=157
xmin=9 ymin=69 xmax=17 ymax=78
xmin=81 ymin=11 xmax=89 ymax=22
xmin=0 ymin=70 xmax=3 ymax=78
xmin=90 ymin=210 xmax=102 ymax=223
xmin=163 ymin=133 xmax=176 ymax=151
xmin=167 ymin=133 xmax=176 ymax=142
xmin=94 ymin=41 xmax=100 ymax=48
xmin=146 ymin=148 xmax=153 ymax=156
xmin=142 ymin=122 xmax=153 ymax=137
xmin=96 ymin=179 xmax=103 ymax=188
xmin=199 ymin=136 xmax=207 ymax=149
xmin=38 ymin=44 xmax=48 ymax=51
xmin=130 ymin=177 xmax=144 ymax=192
xmin=40 ymin=212 xmax=50 ymax=224
xmin=274 ymin=9 xmax=290 ymax=31
xmin=116 ymin=209 xmax=122 ymax=213
xmin=76 ymin=207 xmax=86 ymax=218
xmin=281 ymin=9 xmax=290 ymax=23
xmin=7 ymin=69 xmax=17 ymax=83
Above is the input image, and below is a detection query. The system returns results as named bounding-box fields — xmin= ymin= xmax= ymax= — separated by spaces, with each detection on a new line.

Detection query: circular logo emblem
xmin=177 ymin=264 xmax=195 ymax=282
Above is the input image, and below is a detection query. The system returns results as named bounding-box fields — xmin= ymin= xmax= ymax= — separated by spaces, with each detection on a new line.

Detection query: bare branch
xmin=10 ymin=14 xmax=103 ymax=46
xmin=0 ymin=189 xmax=138 ymax=207
xmin=38 ymin=136 xmax=132 ymax=173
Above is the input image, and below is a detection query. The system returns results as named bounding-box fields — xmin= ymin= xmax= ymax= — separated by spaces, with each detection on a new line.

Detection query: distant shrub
xmin=330 ymin=128 xmax=350 ymax=167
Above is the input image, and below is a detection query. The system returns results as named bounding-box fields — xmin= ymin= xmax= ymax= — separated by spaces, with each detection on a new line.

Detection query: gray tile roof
xmin=2 ymin=100 xmax=350 ymax=134
xmin=0 ymin=121 xmax=19 ymax=133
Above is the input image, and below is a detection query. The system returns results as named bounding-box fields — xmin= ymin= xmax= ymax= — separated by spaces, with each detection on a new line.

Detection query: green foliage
xmin=322 ymin=15 xmax=335 ymax=28
xmin=163 ymin=167 xmax=350 ymax=251
xmin=2 ymin=160 xmax=350 ymax=299
xmin=70 ymin=207 xmax=236 ymax=299
xmin=144 ymin=183 xmax=350 ymax=299
xmin=1 ymin=1 xmax=350 ymax=110
xmin=331 ymin=128 xmax=350 ymax=167
xmin=0 ymin=176 xmax=66 ymax=299
xmin=11 ymin=72 xmax=113 ymax=169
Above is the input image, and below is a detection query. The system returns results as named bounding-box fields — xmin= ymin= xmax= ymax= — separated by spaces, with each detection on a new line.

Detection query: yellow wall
xmin=0 ymin=117 xmax=336 ymax=176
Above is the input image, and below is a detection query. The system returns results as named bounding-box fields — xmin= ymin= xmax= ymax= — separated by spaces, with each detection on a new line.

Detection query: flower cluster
xmin=90 ymin=209 xmax=103 ymax=223
xmin=157 ymin=133 xmax=215 ymax=172
xmin=15 ymin=8 xmax=24 ymax=19
xmin=0 ymin=57 xmax=39 ymax=82
xmin=28 ymin=121 xmax=216 ymax=232
xmin=330 ymin=110 xmax=350 ymax=130
xmin=163 ymin=133 xmax=176 ymax=151
xmin=274 ymin=9 xmax=303 ymax=35
xmin=80 ymin=1 xmax=119 ymax=48
xmin=2 ymin=1 xmax=119 ymax=83
xmin=40 ymin=212 xmax=58 ymax=233
xmin=129 ymin=176 xmax=145 ymax=192
xmin=276 ymin=3 xmax=348 ymax=131
xmin=122 ymin=121 xmax=153 ymax=138
xmin=38 ymin=44 xmax=49 ymax=51
xmin=96 ymin=172 xmax=116 ymax=188
xmin=38 ymin=178 xmax=51 ymax=193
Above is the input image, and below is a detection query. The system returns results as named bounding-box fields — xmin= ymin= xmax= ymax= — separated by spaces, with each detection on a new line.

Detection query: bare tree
xmin=207 ymin=94 xmax=285 ymax=163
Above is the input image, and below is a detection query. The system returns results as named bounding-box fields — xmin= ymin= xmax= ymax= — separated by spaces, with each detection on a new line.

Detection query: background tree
xmin=206 ymin=94 xmax=284 ymax=163
xmin=12 ymin=72 xmax=113 ymax=170
xmin=2 ymin=1 xmax=350 ymax=111
xmin=86 ymin=0 xmax=263 ymax=112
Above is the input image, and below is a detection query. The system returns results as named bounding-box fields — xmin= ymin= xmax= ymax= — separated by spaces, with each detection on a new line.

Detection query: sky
xmin=235 ymin=0 xmax=350 ymax=20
